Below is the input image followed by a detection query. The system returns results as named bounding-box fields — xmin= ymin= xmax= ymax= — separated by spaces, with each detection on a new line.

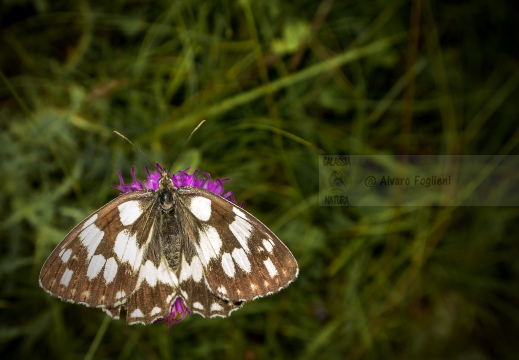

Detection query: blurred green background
xmin=1 ymin=0 xmax=519 ymax=359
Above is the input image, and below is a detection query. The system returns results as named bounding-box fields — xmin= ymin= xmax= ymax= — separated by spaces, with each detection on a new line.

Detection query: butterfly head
xmin=158 ymin=170 xmax=177 ymax=212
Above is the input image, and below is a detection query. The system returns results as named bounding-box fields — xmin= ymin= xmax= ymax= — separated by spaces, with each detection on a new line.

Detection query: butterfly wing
xmin=175 ymin=187 xmax=299 ymax=304
xmin=39 ymin=191 xmax=179 ymax=324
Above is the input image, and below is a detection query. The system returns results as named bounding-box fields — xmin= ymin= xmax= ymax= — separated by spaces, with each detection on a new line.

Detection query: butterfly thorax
xmin=157 ymin=172 xmax=177 ymax=213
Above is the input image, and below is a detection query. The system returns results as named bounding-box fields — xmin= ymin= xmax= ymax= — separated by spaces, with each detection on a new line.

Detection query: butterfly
xmin=39 ymin=164 xmax=299 ymax=326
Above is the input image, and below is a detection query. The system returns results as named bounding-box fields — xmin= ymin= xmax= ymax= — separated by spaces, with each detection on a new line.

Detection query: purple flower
xmin=113 ymin=163 xmax=239 ymax=205
xmin=155 ymin=297 xmax=192 ymax=331
xmin=113 ymin=164 xmax=243 ymax=327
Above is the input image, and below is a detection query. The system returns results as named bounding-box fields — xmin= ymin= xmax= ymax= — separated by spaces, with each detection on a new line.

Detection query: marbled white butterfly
xmin=39 ymin=137 xmax=298 ymax=326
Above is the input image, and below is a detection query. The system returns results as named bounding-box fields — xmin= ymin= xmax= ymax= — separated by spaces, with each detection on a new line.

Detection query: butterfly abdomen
xmin=156 ymin=210 xmax=183 ymax=271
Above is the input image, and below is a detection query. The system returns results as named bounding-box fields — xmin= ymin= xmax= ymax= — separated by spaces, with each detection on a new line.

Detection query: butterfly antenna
xmin=169 ymin=120 xmax=206 ymax=173
xmin=114 ymin=130 xmax=156 ymax=170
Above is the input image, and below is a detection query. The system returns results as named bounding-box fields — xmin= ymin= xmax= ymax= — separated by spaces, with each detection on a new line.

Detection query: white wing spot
xmin=198 ymin=226 xmax=222 ymax=263
xmin=179 ymin=255 xmax=203 ymax=283
xmin=229 ymin=217 xmax=252 ymax=252
xmin=87 ymin=254 xmax=106 ymax=280
xmin=262 ymin=239 xmax=274 ymax=253
xmin=250 ymin=283 xmax=257 ymax=291
xmin=179 ymin=255 xmax=192 ymax=281
xmin=79 ymin=222 xmax=104 ymax=260
xmin=191 ymin=256 xmax=203 ymax=282
xmin=217 ymin=286 xmax=227 ymax=295
xmin=221 ymin=252 xmax=235 ymax=278
xmin=264 ymin=258 xmax=278 ymax=278
xmin=232 ymin=248 xmax=251 ymax=273
xmin=150 ymin=307 xmax=162 ymax=316
xmin=167 ymin=294 xmax=174 ymax=304
xmin=140 ymin=259 xmax=177 ymax=287
xmin=60 ymin=268 xmax=73 ymax=286
xmin=104 ymin=257 xmax=118 ymax=284
xmin=190 ymin=196 xmax=212 ymax=221
xmin=193 ymin=302 xmax=204 ymax=310
xmin=232 ymin=206 xmax=247 ymax=219
xmin=118 ymin=201 xmax=143 ymax=226
xmin=130 ymin=309 xmax=144 ymax=318
xmin=114 ymin=230 xmax=143 ymax=271
xmin=83 ymin=214 xmax=98 ymax=229
xmin=116 ymin=291 xmax=126 ymax=299
xmin=142 ymin=260 xmax=158 ymax=286
xmin=210 ymin=303 xmax=223 ymax=312
xmin=60 ymin=249 xmax=72 ymax=263
xmin=82 ymin=291 xmax=90 ymax=299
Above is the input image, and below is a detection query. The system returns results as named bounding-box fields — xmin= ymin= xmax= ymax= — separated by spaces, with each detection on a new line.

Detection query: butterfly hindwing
xmin=102 ymin=306 xmax=122 ymax=320
xmin=176 ymin=187 xmax=299 ymax=303
xmin=177 ymin=264 xmax=243 ymax=318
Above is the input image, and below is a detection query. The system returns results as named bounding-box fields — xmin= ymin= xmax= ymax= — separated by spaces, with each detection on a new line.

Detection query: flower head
xmin=113 ymin=163 xmax=239 ymax=205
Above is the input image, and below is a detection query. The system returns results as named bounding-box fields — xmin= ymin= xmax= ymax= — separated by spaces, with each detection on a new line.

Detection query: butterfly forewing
xmin=39 ymin=191 xmax=156 ymax=308
xmin=176 ymin=187 xmax=299 ymax=302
